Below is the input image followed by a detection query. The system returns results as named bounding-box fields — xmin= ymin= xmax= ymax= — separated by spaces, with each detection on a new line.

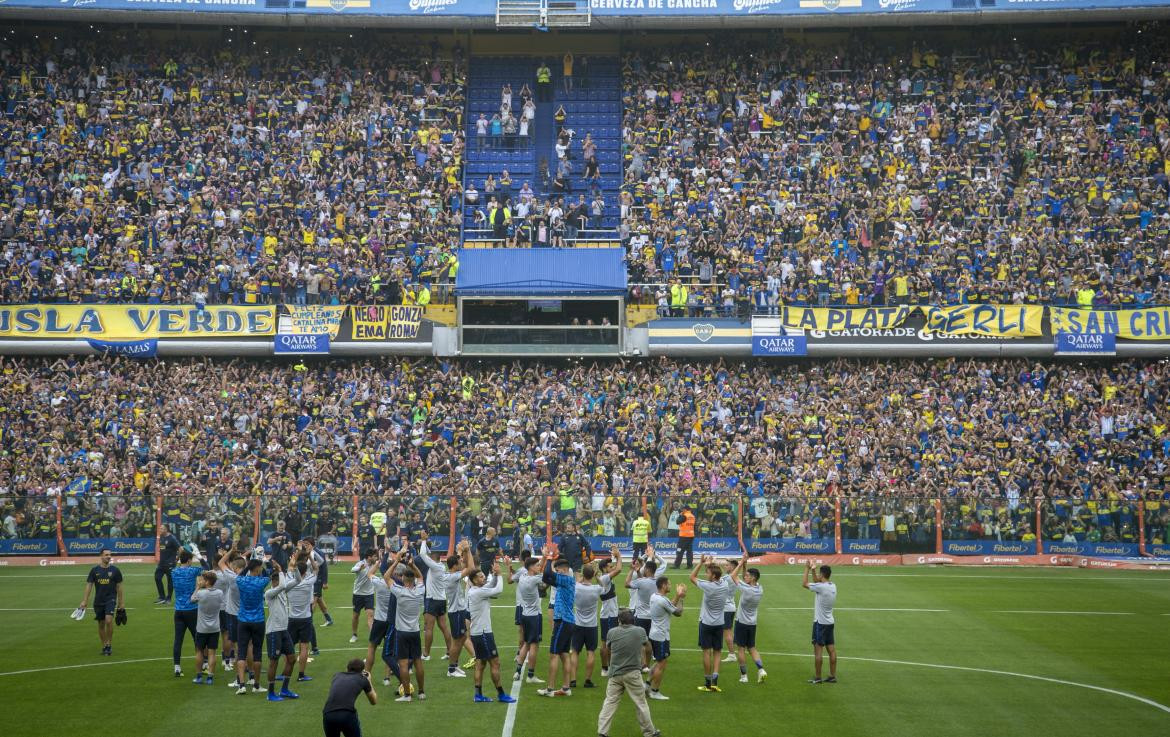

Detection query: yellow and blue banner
xmin=1051 ymin=307 xmax=1170 ymax=341
xmin=781 ymin=306 xmax=912 ymax=333
xmin=0 ymin=305 xmax=275 ymax=339
xmin=285 ymin=305 xmax=346 ymax=338
xmin=920 ymin=305 xmax=1045 ymax=337
xmin=349 ymin=305 xmax=424 ymax=341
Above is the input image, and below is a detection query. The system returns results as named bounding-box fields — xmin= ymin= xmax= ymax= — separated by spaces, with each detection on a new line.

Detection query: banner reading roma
xmin=781 ymin=306 xmax=912 ymax=332
xmin=349 ymin=305 xmax=423 ymax=341
xmin=920 ymin=304 xmax=1044 ymax=337
xmin=0 ymin=305 xmax=275 ymax=339
xmin=1051 ymin=307 xmax=1170 ymax=340
xmin=285 ymin=305 xmax=346 ymax=338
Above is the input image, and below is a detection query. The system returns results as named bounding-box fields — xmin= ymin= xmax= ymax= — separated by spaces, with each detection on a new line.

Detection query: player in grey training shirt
xmin=729 ymin=554 xmax=767 ymax=683
xmin=466 ymin=559 xmax=517 ymax=704
xmin=387 ymin=547 xmax=427 ymax=702
xmin=263 ymin=560 xmax=304 ymax=701
xmin=350 ymin=549 xmax=378 ymax=643
xmin=624 ymin=552 xmax=660 ymax=670
xmin=510 ymin=552 xmax=547 ymax=684
xmin=690 ymin=556 xmax=730 ymax=692
xmin=190 ymin=571 xmax=224 ymax=685
xmin=720 ymin=559 xmax=738 ymax=662
xmin=597 ymin=550 xmax=623 ymax=678
xmin=646 ymin=576 xmax=686 ymax=700
xmin=803 ymin=560 xmax=838 ymax=684
xmin=418 ymin=535 xmax=476 ymax=676
xmin=215 ymin=552 xmax=246 ymax=681
xmin=286 ymin=543 xmax=319 ymax=683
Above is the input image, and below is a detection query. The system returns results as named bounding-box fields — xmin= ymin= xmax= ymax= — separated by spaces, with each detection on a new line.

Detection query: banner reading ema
xmin=920 ymin=304 xmax=1045 ymax=338
xmin=0 ymin=305 xmax=275 ymax=339
xmin=349 ymin=305 xmax=424 ymax=341
xmin=285 ymin=305 xmax=346 ymax=339
xmin=782 ymin=306 xmax=912 ymax=333
xmin=1051 ymin=307 xmax=1170 ymax=341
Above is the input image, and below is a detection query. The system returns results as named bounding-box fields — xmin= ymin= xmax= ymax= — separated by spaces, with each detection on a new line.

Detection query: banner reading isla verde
xmin=0 ymin=305 xmax=275 ymax=339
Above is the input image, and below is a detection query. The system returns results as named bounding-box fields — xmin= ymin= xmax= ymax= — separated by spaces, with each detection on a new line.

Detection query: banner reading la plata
xmin=285 ymin=305 xmax=346 ymax=338
xmin=1051 ymin=307 xmax=1170 ymax=340
xmin=781 ymin=306 xmax=911 ymax=332
xmin=919 ymin=305 xmax=1044 ymax=337
xmin=0 ymin=305 xmax=275 ymax=339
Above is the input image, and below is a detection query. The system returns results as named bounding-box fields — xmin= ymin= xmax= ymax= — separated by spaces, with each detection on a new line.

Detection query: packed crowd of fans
xmin=0 ymin=31 xmax=465 ymax=306
xmin=621 ymin=27 xmax=1170 ymax=312
xmin=0 ymin=356 xmax=1165 ymax=549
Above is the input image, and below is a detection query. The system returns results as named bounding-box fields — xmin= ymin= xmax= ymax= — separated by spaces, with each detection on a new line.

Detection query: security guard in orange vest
xmin=673 ymin=506 xmax=696 ymax=569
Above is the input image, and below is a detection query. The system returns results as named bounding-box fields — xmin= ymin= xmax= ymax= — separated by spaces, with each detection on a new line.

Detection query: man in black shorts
xmin=155 ymin=525 xmax=180 ymax=604
xmin=191 ymin=570 xmax=224 ymax=684
xmin=78 ymin=548 xmax=124 ymax=656
xmin=322 ymin=658 xmax=377 ymax=737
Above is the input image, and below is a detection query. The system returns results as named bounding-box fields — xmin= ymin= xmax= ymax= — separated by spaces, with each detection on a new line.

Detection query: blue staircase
xmin=463 ymin=56 xmax=622 ymax=240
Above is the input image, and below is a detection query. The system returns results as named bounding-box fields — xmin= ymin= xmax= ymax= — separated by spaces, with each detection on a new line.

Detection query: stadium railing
xmin=3 ymin=493 xmax=1165 ymax=561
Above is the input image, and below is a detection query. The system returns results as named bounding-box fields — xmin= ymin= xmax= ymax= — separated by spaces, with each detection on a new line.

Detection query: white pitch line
xmin=0 ymin=607 xmax=138 ymax=612
xmin=767 ymin=607 xmax=949 ymax=612
xmin=668 ymin=648 xmax=1170 ymax=715
xmin=3 ymin=643 xmax=1166 ymax=718
xmin=500 ymin=664 xmax=523 ymax=737
xmin=755 ymin=573 xmax=1170 ymax=581
xmin=991 ymin=610 xmax=1135 ymax=616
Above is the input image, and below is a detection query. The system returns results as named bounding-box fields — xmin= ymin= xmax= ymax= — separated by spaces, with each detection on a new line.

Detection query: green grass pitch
xmin=1 ymin=564 xmax=1167 ymax=737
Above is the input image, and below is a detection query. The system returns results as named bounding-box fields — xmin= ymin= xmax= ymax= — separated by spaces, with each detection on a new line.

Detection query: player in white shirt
xmin=624 ymin=551 xmax=659 ymax=671
xmin=597 ymin=549 xmax=622 ymax=678
xmin=418 ymin=534 xmax=476 ymax=676
xmin=467 ymin=559 xmax=518 ymax=704
xmin=509 ymin=551 xmax=547 ymax=684
xmin=729 ymin=554 xmax=766 ymax=683
xmin=802 ymin=560 xmax=837 ymax=684
xmin=646 ymin=576 xmax=686 ymax=700
xmin=363 ymin=550 xmax=397 ymax=675
xmin=720 ymin=558 xmax=739 ymax=662
xmin=569 ymin=548 xmax=621 ymax=689
xmin=350 ymin=549 xmax=378 ymax=643
xmin=417 ymin=534 xmax=454 ymax=663
xmin=387 ymin=548 xmax=427 ymax=701
xmin=690 ymin=555 xmax=729 ymax=692
xmin=286 ymin=543 xmax=320 ymax=683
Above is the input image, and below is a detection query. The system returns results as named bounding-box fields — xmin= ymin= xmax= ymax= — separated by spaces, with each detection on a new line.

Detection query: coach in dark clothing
xmin=556 ymin=521 xmax=591 ymax=570
xmin=323 ymin=658 xmax=377 ymax=737
xmin=155 ymin=526 xmax=181 ymax=603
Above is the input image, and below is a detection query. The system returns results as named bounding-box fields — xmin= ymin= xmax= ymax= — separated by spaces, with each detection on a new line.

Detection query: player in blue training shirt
xmin=539 ymin=545 xmax=576 ymax=697
xmin=171 ymin=549 xmax=203 ymax=677
xmin=234 ymin=558 xmax=271 ymax=694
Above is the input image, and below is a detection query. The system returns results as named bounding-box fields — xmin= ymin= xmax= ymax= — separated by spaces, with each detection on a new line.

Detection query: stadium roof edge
xmin=2 ymin=7 xmax=1170 ymax=28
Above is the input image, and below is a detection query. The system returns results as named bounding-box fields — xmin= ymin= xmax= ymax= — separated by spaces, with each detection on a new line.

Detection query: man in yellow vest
xmin=417 ymin=284 xmax=431 ymax=307
xmin=536 ymin=61 xmax=552 ymax=103
xmin=631 ymin=512 xmax=652 ymax=560
xmin=1076 ymin=286 xmax=1096 ymax=309
xmin=669 ymin=280 xmax=689 ymax=318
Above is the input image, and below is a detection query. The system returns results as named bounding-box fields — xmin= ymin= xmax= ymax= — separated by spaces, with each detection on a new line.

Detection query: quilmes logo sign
xmin=409 ymin=0 xmax=460 ymax=11
xmin=878 ymin=0 xmax=920 ymax=10
xmin=733 ymin=0 xmax=782 ymax=12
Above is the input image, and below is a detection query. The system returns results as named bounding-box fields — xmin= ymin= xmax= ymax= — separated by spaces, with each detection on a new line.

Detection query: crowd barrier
xmin=2 ymin=494 xmax=1165 ymax=569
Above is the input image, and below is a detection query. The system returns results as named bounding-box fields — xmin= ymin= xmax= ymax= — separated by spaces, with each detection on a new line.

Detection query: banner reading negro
xmin=0 ymin=305 xmax=276 ymax=339
xmin=349 ymin=305 xmax=423 ymax=341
